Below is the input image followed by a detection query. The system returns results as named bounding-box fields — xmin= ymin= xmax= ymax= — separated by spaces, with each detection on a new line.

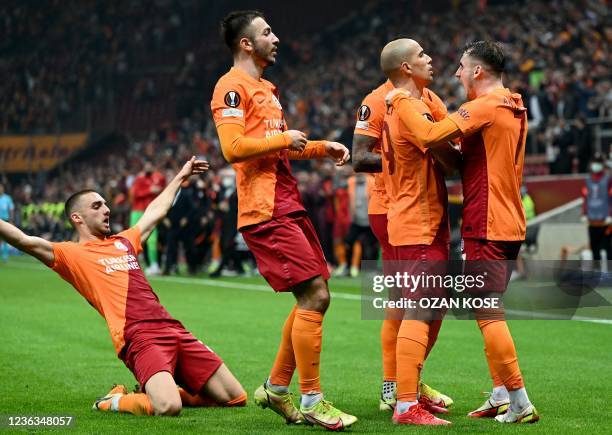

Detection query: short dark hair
xmin=463 ymin=40 xmax=505 ymax=76
xmin=64 ymin=189 xmax=97 ymax=224
xmin=220 ymin=10 xmax=265 ymax=54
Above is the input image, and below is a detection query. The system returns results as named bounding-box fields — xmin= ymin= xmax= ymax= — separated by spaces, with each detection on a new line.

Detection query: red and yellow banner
xmin=0 ymin=133 xmax=87 ymax=173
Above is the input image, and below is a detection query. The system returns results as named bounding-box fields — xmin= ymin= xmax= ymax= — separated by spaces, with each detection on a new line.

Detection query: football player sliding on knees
xmin=0 ymin=157 xmax=248 ymax=416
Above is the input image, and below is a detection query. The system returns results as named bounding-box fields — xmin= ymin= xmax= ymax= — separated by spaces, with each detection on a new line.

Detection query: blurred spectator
xmin=163 ymin=178 xmax=198 ymax=275
xmin=332 ymin=168 xmax=351 ymax=275
xmin=209 ymin=167 xmax=245 ymax=277
xmin=0 ymin=182 xmax=15 ymax=262
xmin=129 ymin=159 xmax=166 ymax=275
xmin=581 ymin=154 xmax=612 ymax=269
xmin=345 ymin=174 xmax=379 ymax=277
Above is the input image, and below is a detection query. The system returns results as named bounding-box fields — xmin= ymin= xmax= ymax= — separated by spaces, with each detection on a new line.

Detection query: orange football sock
xmin=270 ymin=305 xmax=298 ymax=386
xmin=292 ymin=309 xmax=323 ymax=393
xmin=485 ymin=346 xmax=505 ymax=387
xmin=478 ymin=319 xmax=524 ymax=390
xmin=351 ymin=241 xmax=362 ymax=268
xmin=178 ymin=388 xmax=212 ymax=407
xmin=396 ymin=320 xmax=429 ymax=402
xmin=224 ymin=392 xmax=248 ymax=407
xmin=178 ymin=388 xmax=247 ymax=407
xmin=118 ymin=393 xmax=153 ymax=415
xmin=424 ymin=319 xmax=442 ymax=360
xmin=211 ymin=235 xmax=221 ymax=262
xmin=381 ymin=318 xmax=402 ymax=381
xmin=334 ymin=242 xmax=346 ymax=266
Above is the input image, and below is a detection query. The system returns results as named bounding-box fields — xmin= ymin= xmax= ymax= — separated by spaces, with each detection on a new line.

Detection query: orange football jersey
xmin=448 ymin=88 xmax=527 ymax=241
xmin=50 ymin=226 xmax=178 ymax=354
xmin=381 ymin=96 xmax=450 ymax=246
xmin=355 ymin=80 xmax=449 ymax=216
xmin=211 ymin=67 xmax=304 ymax=229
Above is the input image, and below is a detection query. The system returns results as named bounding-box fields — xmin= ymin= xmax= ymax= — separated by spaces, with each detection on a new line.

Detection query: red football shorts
xmin=368 ymin=213 xmax=394 ymax=261
xmin=392 ymin=243 xmax=449 ymax=300
xmin=241 ymin=212 xmax=330 ymax=292
xmin=121 ymin=321 xmax=223 ymax=394
xmin=462 ymin=238 xmax=523 ymax=294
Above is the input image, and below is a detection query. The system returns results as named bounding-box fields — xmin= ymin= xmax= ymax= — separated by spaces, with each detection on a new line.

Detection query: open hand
xmin=178 ymin=156 xmax=210 ymax=180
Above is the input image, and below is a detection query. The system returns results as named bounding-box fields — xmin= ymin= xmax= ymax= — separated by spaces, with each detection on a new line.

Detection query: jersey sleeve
xmin=117 ymin=226 xmax=143 ymax=255
xmin=211 ymin=77 xmax=248 ymax=128
xmin=50 ymin=242 xmax=76 ymax=280
xmin=354 ymin=91 xmax=386 ymax=139
xmin=448 ymin=97 xmax=494 ymax=136
xmin=422 ymin=88 xmax=448 ymax=122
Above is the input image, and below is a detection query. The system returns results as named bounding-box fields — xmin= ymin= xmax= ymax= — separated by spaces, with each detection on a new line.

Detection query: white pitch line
xmin=4 ymin=261 xmax=610 ymax=323
xmin=153 ymin=275 xmax=363 ymax=301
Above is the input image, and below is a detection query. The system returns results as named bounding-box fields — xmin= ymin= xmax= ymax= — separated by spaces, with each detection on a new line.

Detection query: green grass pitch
xmin=1 ymin=256 xmax=611 ymax=434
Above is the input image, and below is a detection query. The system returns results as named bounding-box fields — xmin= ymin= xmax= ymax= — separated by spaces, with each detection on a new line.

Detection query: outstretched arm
xmin=352 ymin=134 xmax=381 ymax=173
xmin=0 ymin=219 xmax=54 ymax=266
xmin=136 ymin=157 xmax=209 ymax=242
xmin=386 ymin=90 xmax=462 ymax=148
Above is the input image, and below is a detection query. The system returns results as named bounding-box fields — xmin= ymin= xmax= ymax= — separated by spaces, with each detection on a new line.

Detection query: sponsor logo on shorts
xmin=224 ymin=91 xmax=241 ymax=108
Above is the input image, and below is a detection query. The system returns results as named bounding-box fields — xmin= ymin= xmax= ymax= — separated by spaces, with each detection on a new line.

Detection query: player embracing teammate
xmin=384 ymin=40 xmax=539 ymax=424
xmin=352 ymin=42 xmax=455 ymax=420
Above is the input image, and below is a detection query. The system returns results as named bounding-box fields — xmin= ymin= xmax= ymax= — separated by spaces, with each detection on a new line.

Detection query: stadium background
xmin=1 ymin=0 xmax=611 ymax=433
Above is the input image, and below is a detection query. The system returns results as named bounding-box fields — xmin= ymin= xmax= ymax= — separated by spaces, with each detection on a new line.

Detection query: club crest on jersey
xmin=224 ymin=91 xmax=241 ymax=108
xmin=114 ymin=241 xmax=128 ymax=251
xmin=271 ymin=94 xmax=283 ymax=110
xmin=358 ymin=105 xmax=371 ymax=121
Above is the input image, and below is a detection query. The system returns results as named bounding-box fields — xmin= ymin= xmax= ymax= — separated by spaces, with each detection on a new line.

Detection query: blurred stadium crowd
xmin=0 ymin=0 xmax=610 ymax=273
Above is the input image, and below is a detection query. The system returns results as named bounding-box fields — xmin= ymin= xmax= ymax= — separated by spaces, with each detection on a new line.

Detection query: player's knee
xmin=295 ymin=278 xmax=330 ymax=312
xmin=307 ymin=285 xmax=330 ymax=312
xmin=154 ymin=398 xmax=182 ymax=416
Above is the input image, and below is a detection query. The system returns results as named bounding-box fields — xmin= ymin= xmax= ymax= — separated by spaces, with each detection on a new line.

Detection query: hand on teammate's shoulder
xmin=385 ymin=88 xmax=412 ymax=106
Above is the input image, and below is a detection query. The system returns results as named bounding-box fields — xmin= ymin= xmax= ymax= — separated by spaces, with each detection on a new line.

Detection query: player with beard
xmin=385 ymin=40 xmax=539 ymax=424
xmin=0 ymin=158 xmax=248 ymax=416
xmin=210 ymin=10 xmax=356 ymax=431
